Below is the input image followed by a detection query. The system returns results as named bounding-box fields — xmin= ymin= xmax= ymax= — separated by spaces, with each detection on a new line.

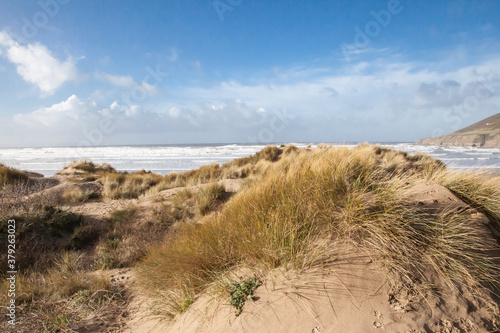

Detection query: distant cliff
xmin=418 ymin=113 xmax=500 ymax=148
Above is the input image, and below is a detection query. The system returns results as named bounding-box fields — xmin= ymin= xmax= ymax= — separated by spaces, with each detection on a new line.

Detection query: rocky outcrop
xmin=418 ymin=113 xmax=500 ymax=148
xmin=418 ymin=133 xmax=500 ymax=147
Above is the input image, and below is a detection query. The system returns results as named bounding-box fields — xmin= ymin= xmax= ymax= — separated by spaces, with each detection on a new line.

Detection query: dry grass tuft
xmin=69 ymin=160 xmax=116 ymax=173
xmin=429 ymin=170 xmax=500 ymax=230
xmin=0 ymin=163 xmax=29 ymax=185
xmin=230 ymin=145 xmax=283 ymax=167
xmin=62 ymin=186 xmax=100 ymax=203
xmin=196 ymin=183 xmax=226 ymax=216
xmin=101 ymin=173 xmax=163 ymax=199
xmin=0 ymin=251 xmax=116 ymax=332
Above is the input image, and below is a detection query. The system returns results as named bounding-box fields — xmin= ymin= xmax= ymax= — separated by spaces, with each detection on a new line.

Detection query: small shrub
xmin=229 ymin=278 xmax=262 ymax=316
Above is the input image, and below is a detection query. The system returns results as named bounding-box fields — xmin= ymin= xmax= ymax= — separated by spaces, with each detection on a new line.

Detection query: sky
xmin=0 ymin=0 xmax=499 ymax=147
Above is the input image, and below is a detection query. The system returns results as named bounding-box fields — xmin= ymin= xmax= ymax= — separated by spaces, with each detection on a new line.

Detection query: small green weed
xmin=229 ymin=278 xmax=262 ymax=316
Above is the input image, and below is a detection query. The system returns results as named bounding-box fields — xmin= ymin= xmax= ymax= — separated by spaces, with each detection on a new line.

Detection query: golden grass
xmin=69 ymin=159 xmax=115 ymax=173
xmin=62 ymin=186 xmax=100 ymax=203
xmin=101 ymin=173 xmax=163 ymax=199
xmin=0 ymin=252 xmax=115 ymax=331
xmin=228 ymin=145 xmax=283 ymax=167
xmin=196 ymin=183 xmax=226 ymax=216
xmin=137 ymin=144 xmax=500 ymax=316
xmin=430 ymin=169 xmax=500 ymax=229
xmin=0 ymin=163 xmax=29 ymax=185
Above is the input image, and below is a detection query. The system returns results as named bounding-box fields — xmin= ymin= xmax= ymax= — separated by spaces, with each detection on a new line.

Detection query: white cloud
xmin=97 ymin=73 xmax=161 ymax=96
xmin=101 ymin=74 xmax=135 ymax=88
xmin=13 ymin=95 xmax=94 ymax=127
xmin=0 ymin=31 xmax=78 ymax=96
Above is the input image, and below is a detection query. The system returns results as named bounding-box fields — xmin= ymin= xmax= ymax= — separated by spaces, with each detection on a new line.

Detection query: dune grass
xmin=63 ymin=146 xmax=289 ymax=200
xmin=137 ymin=144 xmax=500 ymax=316
xmin=69 ymin=160 xmax=115 ymax=173
xmin=0 ymin=251 xmax=116 ymax=332
xmin=0 ymin=163 xmax=29 ymax=185
xmin=429 ymin=169 xmax=500 ymax=230
xmin=62 ymin=186 xmax=100 ymax=203
xmin=100 ymin=172 xmax=163 ymax=199
xmin=196 ymin=183 xmax=226 ymax=216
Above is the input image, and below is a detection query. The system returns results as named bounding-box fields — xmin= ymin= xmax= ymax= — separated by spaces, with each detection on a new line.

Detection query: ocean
xmin=0 ymin=143 xmax=499 ymax=177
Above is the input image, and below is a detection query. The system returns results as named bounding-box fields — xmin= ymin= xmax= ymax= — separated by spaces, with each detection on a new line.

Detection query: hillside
xmin=418 ymin=113 xmax=500 ymax=147
xmin=1 ymin=145 xmax=500 ymax=332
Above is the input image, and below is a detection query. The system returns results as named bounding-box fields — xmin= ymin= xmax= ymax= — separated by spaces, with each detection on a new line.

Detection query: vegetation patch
xmin=0 ymin=163 xmax=29 ymax=185
xmin=229 ymin=278 xmax=262 ymax=316
xmin=101 ymin=172 xmax=163 ymax=199
xmin=196 ymin=183 xmax=227 ymax=215
xmin=138 ymin=144 xmax=499 ymax=317
xmin=68 ymin=160 xmax=116 ymax=173
xmin=62 ymin=186 xmax=100 ymax=203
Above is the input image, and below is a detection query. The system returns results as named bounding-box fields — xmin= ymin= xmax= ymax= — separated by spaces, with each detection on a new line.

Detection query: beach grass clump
xmin=69 ymin=160 xmax=116 ymax=173
xmin=100 ymin=172 xmax=163 ymax=199
xmin=0 ymin=163 xmax=29 ymax=185
xmin=151 ymin=202 xmax=175 ymax=226
xmin=137 ymin=144 xmax=500 ymax=316
xmin=0 ymin=251 xmax=115 ymax=331
xmin=62 ymin=186 xmax=100 ymax=203
xmin=146 ymin=146 xmax=293 ymax=196
xmin=69 ymin=160 xmax=97 ymax=173
xmin=106 ymin=205 xmax=138 ymax=226
xmin=431 ymin=170 xmax=500 ymax=230
xmin=229 ymin=145 xmax=283 ymax=167
xmin=196 ymin=183 xmax=226 ymax=215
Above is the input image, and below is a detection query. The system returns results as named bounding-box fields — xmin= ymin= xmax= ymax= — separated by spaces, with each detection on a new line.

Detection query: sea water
xmin=0 ymin=143 xmax=499 ymax=177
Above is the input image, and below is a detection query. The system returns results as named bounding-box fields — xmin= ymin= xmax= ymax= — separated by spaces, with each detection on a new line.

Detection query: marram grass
xmin=137 ymin=144 xmax=500 ymax=316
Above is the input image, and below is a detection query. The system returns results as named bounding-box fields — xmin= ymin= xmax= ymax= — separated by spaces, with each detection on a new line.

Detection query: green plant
xmin=178 ymin=295 xmax=193 ymax=313
xmin=229 ymin=278 xmax=262 ymax=316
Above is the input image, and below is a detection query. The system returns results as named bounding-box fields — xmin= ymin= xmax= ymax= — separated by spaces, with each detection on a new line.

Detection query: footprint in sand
xmin=373 ymin=310 xmax=384 ymax=329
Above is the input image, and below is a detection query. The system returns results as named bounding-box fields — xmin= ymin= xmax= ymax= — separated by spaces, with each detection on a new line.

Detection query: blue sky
xmin=0 ymin=0 xmax=499 ymax=147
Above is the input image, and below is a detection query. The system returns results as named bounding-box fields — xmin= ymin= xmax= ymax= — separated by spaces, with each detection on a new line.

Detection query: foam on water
xmin=0 ymin=143 xmax=499 ymax=177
